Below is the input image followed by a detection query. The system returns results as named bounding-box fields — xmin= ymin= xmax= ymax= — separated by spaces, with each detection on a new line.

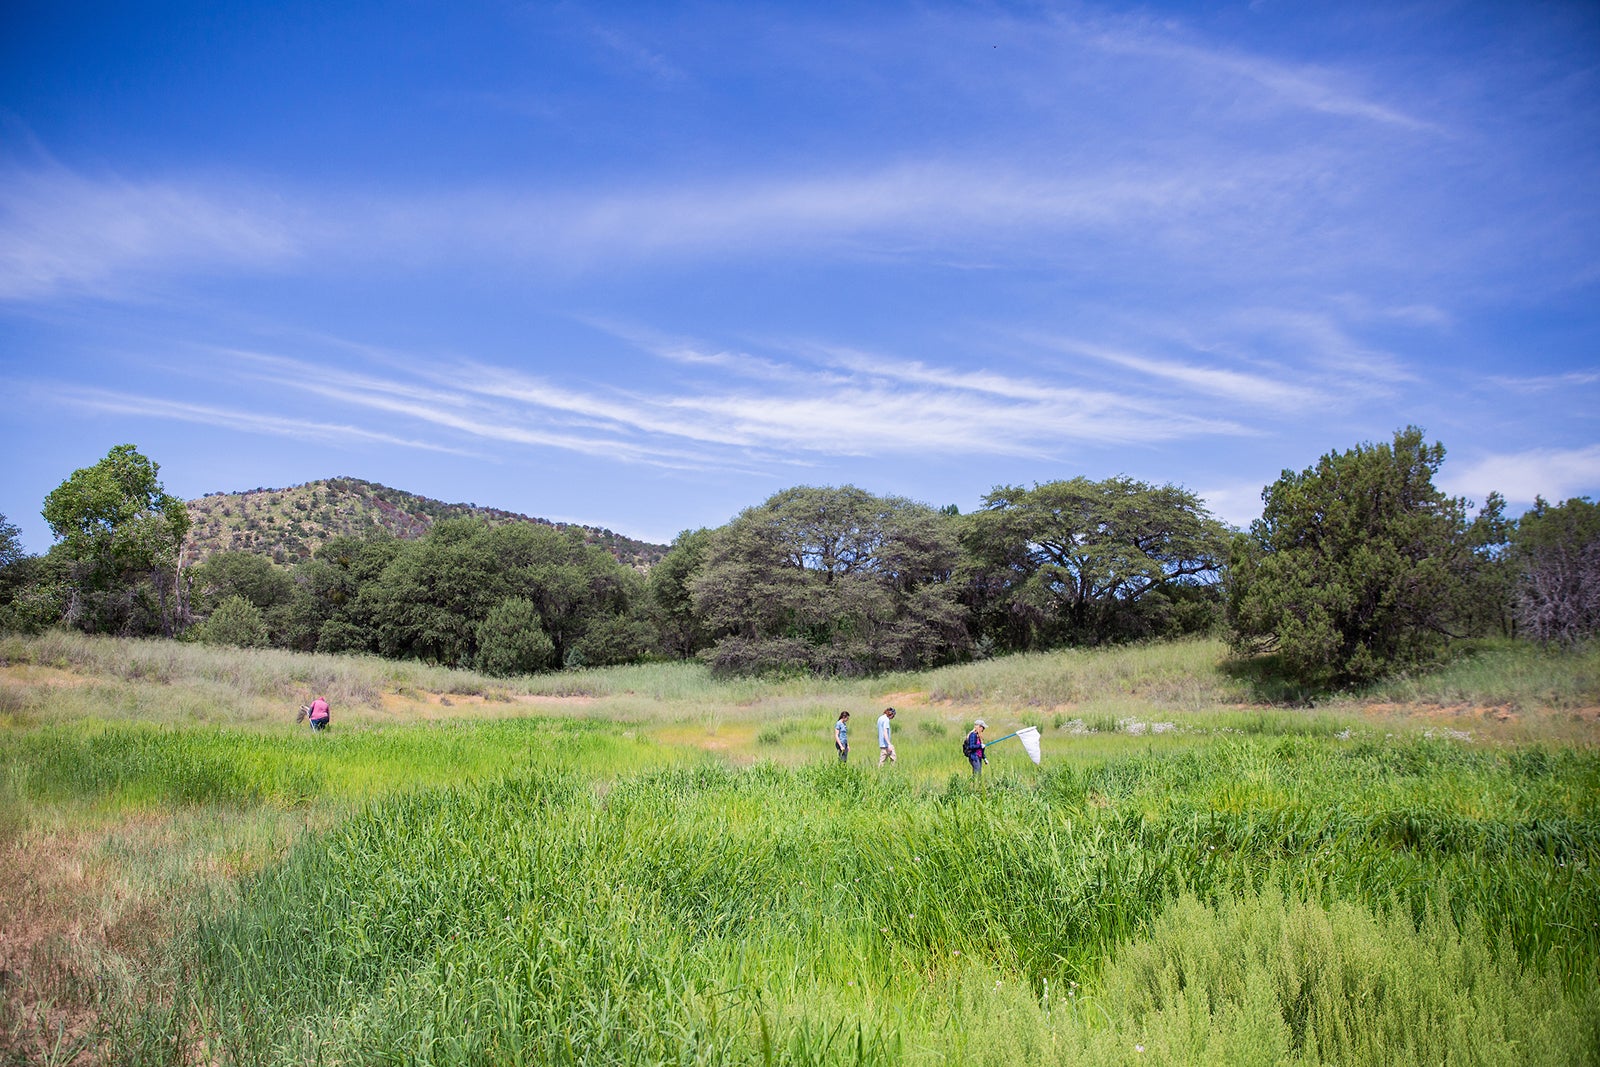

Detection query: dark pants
xmin=310 ymin=717 xmax=328 ymax=731
xmin=970 ymin=756 xmax=983 ymax=777
xmin=838 ymin=743 xmax=848 ymax=762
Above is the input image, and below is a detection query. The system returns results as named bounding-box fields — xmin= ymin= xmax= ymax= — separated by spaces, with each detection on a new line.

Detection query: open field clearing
xmin=1 ymin=633 xmax=1597 ymax=1064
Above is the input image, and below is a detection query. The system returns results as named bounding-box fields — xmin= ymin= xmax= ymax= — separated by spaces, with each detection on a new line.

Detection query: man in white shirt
xmin=877 ymin=707 xmax=897 ymax=766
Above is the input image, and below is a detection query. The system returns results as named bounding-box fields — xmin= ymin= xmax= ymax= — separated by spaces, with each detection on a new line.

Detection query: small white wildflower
xmin=1135 ymin=1045 xmax=1145 ymax=1053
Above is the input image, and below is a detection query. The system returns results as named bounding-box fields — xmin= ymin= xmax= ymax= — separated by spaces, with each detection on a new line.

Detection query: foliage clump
xmin=1228 ymin=427 xmax=1506 ymax=687
xmin=1512 ymin=496 xmax=1600 ymax=646
xmin=40 ymin=444 xmax=190 ymax=637
xmin=188 ymin=594 xmax=269 ymax=648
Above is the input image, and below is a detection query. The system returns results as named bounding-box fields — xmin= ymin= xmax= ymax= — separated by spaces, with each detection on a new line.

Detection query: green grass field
xmin=2 ymin=633 xmax=1597 ymax=1065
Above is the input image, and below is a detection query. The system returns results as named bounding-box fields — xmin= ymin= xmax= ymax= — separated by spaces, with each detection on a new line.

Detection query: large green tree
xmin=647 ymin=528 xmax=714 ymax=660
xmin=368 ymin=517 xmax=508 ymax=666
xmin=690 ymin=485 xmax=967 ymax=675
xmin=359 ymin=518 xmax=648 ymax=671
xmin=0 ymin=516 xmax=68 ymax=634
xmin=0 ymin=513 xmax=21 ymax=574
xmin=1227 ymin=427 xmax=1504 ymax=686
xmin=961 ymin=476 xmax=1229 ymax=650
xmin=41 ymin=445 xmax=190 ymax=636
xmin=1510 ymin=496 xmax=1600 ymax=646
xmin=185 ymin=549 xmax=297 ymax=642
xmin=283 ymin=532 xmax=404 ymax=653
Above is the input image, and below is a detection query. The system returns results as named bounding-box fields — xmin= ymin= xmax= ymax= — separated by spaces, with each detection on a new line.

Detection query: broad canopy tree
xmin=691 ymin=485 xmax=968 ymax=675
xmin=1227 ymin=427 xmax=1505 ymax=686
xmin=961 ymin=476 xmax=1229 ymax=650
xmin=41 ymin=444 xmax=190 ymax=636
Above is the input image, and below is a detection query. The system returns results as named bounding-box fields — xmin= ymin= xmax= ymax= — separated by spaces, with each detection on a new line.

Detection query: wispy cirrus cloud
xmin=0 ymin=149 xmax=1350 ymax=303
xmin=1036 ymin=336 xmax=1323 ymax=409
xmin=1082 ymin=21 xmax=1437 ymax=131
xmin=110 ymin=332 xmax=1260 ymax=473
xmin=0 ymin=165 xmax=302 ymax=301
xmin=224 ymin=350 xmax=749 ymax=470
xmin=35 ymin=383 xmax=469 ymax=454
xmin=1485 ymin=369 xmax=1600 ymax=394
xmin=1217 ymin=308 xmax=1416 ymax=388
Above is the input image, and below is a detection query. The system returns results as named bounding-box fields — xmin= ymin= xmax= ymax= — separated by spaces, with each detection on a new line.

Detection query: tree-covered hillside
xmin=182 ymin=477 xmax=667 ymax=569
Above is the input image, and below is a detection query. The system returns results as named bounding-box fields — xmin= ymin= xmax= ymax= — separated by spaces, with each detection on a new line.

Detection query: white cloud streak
xmin=1084 ymin=23 xmax=1437 ymax=131
xmin=1485 ymin=370 xmax=1600 ymax=394
xmin=0 ymin=167 xmax=301 ymax=301
xmin=142 ymin=335 xmax=1262 ymax=473
xmin=0 ymin=150 xmax=1340 ymax=303
xmin=40 ymin=384 xmax=469 ymax=454
xmin=1442 ymin=445 xmax=1600 ymax=507
xmin=1038 ymin=337 xmax=1322 ymax=409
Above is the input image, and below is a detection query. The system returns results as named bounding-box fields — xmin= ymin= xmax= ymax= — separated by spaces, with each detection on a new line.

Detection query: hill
xmin=182 ymin=477 xmax=668 ymax=569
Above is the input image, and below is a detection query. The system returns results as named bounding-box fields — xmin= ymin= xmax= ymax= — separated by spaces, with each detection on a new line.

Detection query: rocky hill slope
xmin=182 ymin=477 xmax=667 ymax=569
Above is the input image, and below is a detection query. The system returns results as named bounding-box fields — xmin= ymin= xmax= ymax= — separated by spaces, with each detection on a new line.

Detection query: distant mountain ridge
xmin=182 ymin=477 xmax=668 ymax=569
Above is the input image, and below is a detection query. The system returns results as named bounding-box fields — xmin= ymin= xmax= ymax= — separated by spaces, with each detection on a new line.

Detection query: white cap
xmin=974 ymin=718 xmax=987 ymax=729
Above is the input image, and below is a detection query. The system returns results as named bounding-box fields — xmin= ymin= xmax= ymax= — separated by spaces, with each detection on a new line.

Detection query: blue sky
xmin=3 ymin=1 xmax=1597 ymax=554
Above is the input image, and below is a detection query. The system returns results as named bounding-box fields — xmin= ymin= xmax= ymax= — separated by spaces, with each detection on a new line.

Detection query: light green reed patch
xmin=0 ymin=716 xmax=700 ymax=825
xmin=1081 ymin=889 xmax=1600 ymax=1066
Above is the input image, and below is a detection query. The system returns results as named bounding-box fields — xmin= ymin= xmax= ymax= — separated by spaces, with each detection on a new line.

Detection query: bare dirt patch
xmin=519 ymin=693 xmax=599 ymax=707
xmin=0 ymin=829 xmax=117 ymax=1064
xmin=0 ymin=663 xmax=92 ymax=688
xmin=1362 ymin=701 xmax=1520 ymax=724
xmin=370 ymin=688 xmax=599 ymax=723
xmin=1353 ymin=700 xmax=1600 ymax=743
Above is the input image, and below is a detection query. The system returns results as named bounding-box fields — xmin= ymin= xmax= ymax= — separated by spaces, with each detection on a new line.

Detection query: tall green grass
xmin=195 ymin=738 xmax=1600 ymax=1065
xmin=1361 ymin=638 xmax=1600 ymax=709
xmin=924 ymin=638 xmax=1250 ymax=709
xmin=1 ymin=716 xmax=702 ymax=821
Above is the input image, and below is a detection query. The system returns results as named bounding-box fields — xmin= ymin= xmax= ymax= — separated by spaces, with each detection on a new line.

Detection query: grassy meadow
xmin=1 ymin=632 xmax=1597 ymax=1065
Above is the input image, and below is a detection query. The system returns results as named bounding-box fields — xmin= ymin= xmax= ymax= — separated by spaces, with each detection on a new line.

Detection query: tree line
xmin=1 ymin=430 xmax=1596 ymax=687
